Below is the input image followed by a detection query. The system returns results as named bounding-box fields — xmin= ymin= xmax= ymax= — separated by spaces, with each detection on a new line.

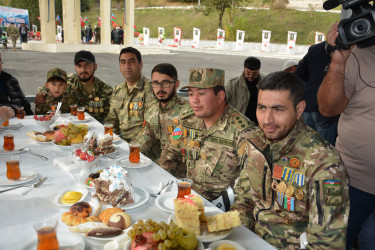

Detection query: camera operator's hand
xmin=327 ymin=23 xmax=353 ymax=65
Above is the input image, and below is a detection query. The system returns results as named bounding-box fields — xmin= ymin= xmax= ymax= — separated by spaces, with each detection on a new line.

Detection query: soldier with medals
xmin=134 ymin=63 xmax=190 ymax=165
xmin=160 ymin=68 xmax=255 ymax=212
xmin=105 ymin=47 xmax=156 ymax=142
xmin=231 ymin=72 xmax=349 ymax=249
xmin=35 ymin=50 xmax=113 ymax=123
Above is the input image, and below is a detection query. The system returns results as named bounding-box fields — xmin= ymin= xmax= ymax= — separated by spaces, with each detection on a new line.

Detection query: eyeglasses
xmin=151 ymin=80 xmax=176 ymax=88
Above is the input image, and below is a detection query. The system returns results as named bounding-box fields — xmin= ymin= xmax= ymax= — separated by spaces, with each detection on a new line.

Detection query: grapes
xmin=158 ymin=229 xmax=167 ymax=240
xmin=167 ymin=230 xmax=175 ymax=239
xmin=158 ymin=243 xmax=166 ymax=250
xmin=164 ymin=239 xmax=172 ymax=247
xmin=152 ymin=232 xmax=161 ymax=241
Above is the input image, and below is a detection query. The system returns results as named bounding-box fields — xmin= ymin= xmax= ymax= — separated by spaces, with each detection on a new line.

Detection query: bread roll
xmin=61 ymin=212 xmax=99 ymax=226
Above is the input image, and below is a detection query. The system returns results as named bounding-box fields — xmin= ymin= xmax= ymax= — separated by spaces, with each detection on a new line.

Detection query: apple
xmin=175 ymin=228 xmax=197 ymax=250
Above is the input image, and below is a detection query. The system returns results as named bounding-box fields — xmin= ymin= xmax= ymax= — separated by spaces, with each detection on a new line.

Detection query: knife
xmin=0 ymin=176 xmax=47 ymax=193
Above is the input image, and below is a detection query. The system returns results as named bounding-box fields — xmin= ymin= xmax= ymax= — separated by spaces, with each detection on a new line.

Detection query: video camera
xmin=323 ymin=0 xmax=375 ymax=49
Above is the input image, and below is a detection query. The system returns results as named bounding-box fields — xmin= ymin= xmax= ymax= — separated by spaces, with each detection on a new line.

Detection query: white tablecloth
xmin=0 ymin=114 xmax=275 ymax=250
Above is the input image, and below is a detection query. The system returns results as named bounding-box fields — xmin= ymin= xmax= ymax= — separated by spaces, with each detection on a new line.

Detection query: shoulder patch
xmin=323 ymin=179 xmax=343 ymax=206
xmin=232 ymin=111 xmax=253 ymax=130
xmin=180 ymin=108 xmax=195 ymax=119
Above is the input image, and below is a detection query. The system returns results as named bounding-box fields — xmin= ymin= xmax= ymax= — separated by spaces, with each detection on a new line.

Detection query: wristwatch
xmin=325 ymin=42 xmax=336 ymax=55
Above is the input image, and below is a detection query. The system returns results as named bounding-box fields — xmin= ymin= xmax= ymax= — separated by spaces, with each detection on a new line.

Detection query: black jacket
xmin=0 ymin=71 xmax=33 ymax=115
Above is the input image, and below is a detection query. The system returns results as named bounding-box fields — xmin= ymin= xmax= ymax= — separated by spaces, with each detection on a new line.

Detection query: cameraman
xmin=317 ymin=23 xmax=375 ymax=250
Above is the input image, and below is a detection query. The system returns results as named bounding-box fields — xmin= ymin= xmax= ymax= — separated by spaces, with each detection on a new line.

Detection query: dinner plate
xmin=99 ymin=186 xmax=150 ymax=210
xmin=19 ymin=232 xmax=85 ymax=250
xmin=54 ymin=187 xmax=89 ymax=207
xmin=82 ymin=229 xmax=127 ymax=241
xmin=0 ymin=148 xmax=24 ymax=155
xmin=168 ymin=207 xmax=232 ymax=243
xmin=32 ymin=139 xmax=53 ymax=144
xmin=155 ymin=191 xmax=177 ymax=213
xmin=52 ymin=140 xmax=82 ymax=149
xmin=0 ymin=170 xmax=37 ymax=186
xmin=102 ymin=145 xmax=120 ymax=158
xmin=70 ymin=116 xmax=91 ymax=123
xmin=122 ymin=238 xmax=205 ymax=250
xmin=208 ymin=240 xmax=246 ymax=250
xmin=116 ymin=155 xmax=152 ymax=169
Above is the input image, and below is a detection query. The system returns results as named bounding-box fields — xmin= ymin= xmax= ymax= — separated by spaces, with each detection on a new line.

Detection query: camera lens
xmin=350 ymin=18 xmax=371 ymax=37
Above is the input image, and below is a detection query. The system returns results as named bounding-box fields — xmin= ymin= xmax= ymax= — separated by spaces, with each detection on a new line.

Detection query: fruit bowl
xmin=33 ymin=115 xmax=56 ymax=130
xmin=72 ymin=147 xmax=100 ymax=174
xmin=72 ymin=155 xmax=100 ymax=173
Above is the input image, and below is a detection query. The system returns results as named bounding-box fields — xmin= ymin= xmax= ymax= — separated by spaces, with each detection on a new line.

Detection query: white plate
xmin=32 ymin=139 xmax=53 ymax=144
xmin=72 ymin=156 xmax=100 ymax=169
xmin=208 ymin=240 xmax=246 ymax=250
xmin=155 ymin=191 xmax=178 ymax=213
xmin=102 ymin=145 xmax=120 ymax=158
xmin=122 ymin=238 xmax=204 ymax=250
xmin=70 ymin=116 xmax=91 ymax=123
xmin=52 ymin=140 xmax=82 ymax=149
xmin=113 ymin=134 xmax=121 ymax=143
xmin=82 ymin=229 xmax=127 ymax=241
xmin=116 ymin=155 xmax=152 ymax=169
xmin=20 ymin=232 xmax=85 ymax=250
xmin=54 ymin=187 xmax=89 ymax=207
xmin=168 ymin=207 xmax=232 ymax=243
xmin=78 ymin=174 xmax=97 ymax=189
xmin=0 ymin=170 xmax=37 ymax=186
xmin=0 ymin=148 xmax=24 ymax=155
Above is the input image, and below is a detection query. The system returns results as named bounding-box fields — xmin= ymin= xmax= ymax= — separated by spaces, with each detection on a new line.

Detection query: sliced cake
xmin=185 ymin=194 xmax=207 ymax=222
xmin=207 ymin=211 xmax=241 ymax=232
xmin=97 ymin=133 xmax=115 ymax=155
xmin=173 ymin=197 xmax=201 ymax=235
xmin=92 ymin=165 xmax=134 ymax=207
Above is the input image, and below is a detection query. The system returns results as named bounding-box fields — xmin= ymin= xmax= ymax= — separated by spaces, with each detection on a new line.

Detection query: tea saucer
xmin=0 ymin=170 xmax=37 ymax=186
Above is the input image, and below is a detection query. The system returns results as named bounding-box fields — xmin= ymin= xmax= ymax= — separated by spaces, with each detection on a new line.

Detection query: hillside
xmin=83 ymin=6 xmax=340 ymax=45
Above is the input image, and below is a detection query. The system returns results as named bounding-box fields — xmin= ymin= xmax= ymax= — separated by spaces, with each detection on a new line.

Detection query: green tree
xmin=198 ymin=0 xmax=248 ymax=29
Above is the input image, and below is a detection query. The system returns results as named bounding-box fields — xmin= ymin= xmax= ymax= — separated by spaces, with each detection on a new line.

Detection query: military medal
xmin=94 ymin=108 xmax=99 ymax=113
xmin=172 ymin=127 xmax=182 ymax=140
xmin=173 ymin=118 xmax=178 ymax=124
xmin=94 ymin=96 xmax=99 ymax=102
xmin=189 ymin=129 xmax=196 ymax=139
xmin=129 ymin=103 xmax=134 ymax=109
xmin=184 ymin=139 xmax=187 ymax=145
xmin=183 ymin=128 xmax=188 ymax=138
xmin=189 ymin=140 xmax=195 ymax=147
xmin=195 ymin=141 xmax=200 ymax=148
xmin=282 ymin=167 xmax=295 ymax=181
xmin=282 ymin=156 xmax=289 ymax=161
xmin=168 ymin=126 xmax=173 ymax=134
xmin=134 ymin=110 xmax=139 ymax=116
xmin=129 ymin=110 xmax=134 ymax=116
xmin=284 ymin=196 xmax=295 ymax=212
xmin=138 ymin=102 xmax=143 ymax=108
xmin=277 ymin=191 xmax=284 ymax=206
xmin=99 ymin=108 xmax=104 ymax=112
xmin=89 ymin=107 xmax=94 ymax=112
xmin=285 ymin=185 xmax=294 ymax=197
xmin=277 ymin=182 xmax=287 ymax=193
xmin=271 ymin=180 xmax=278 ymax=191
xmin=295 ymin=188 xmax=304 ymax=200
xmin=289 ymin=158 xmax=300 ymax=168
xmin=292 ymin=171 xmax=305 ymax=187
xmin=181 ymin=148 xmax=186 ymax=156
xmin=272 ymin=164 xmax=283 ymax=180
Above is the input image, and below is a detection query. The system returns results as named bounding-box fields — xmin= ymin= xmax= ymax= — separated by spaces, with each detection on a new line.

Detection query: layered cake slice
xmin=97 ymin=133 xmax=115 ymax=155
xmin=207 ymin=210 xmax=241 ymax=232
xmin=173 ymin=197 xmax=201 ymax=235
xmin=185 ymin=194 xmax=207 ymax=222
xmin=92 ymin=165 xmax=134 ymax=207
xmin=83 ymin=132 xmax=97 ymax=149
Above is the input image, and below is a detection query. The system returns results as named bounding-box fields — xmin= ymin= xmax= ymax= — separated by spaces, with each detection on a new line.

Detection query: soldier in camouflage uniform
xmin=6 ymin=23 xmax=18 ymax=51
xmin=35 ymin=67 xmax=73 ymax=115
xmin=105 ymin=47 xmax=157 ymax=142
xmin=36 ymin=51 xmax=113 ymax=123
xmin=231 ymin=72 xmax=349 ymax=249
xmin=160 ymin=68 xmax=255 ymax=211
xmin=135 ymin=63 xmax=190 ymax=163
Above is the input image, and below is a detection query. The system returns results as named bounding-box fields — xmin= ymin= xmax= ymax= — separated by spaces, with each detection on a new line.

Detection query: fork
xmin=150 ymin=180 xmax=174 ymax=198
xmin=0 ymin=176 xmax=47 ymax=193
xmin=21 ymin=148 xmax=48 ymax=161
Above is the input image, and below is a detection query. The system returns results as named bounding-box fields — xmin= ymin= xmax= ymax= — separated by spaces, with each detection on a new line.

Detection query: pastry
xmin=68 ymin=222 xmax=109 ymax=233
xmin=69 ymin=202 xmax=92 ymax=218
xmin=61 ymin=212 xmax=99 ymax=226
xmin=99 ymin=207 xmax=124 ymax=223
xmin=43 ymin=130 xmax=55 ymax=141
xmin=89 ymin=197 xmax=102 ymax=217
xmin=86 ymin=227 xmax=123 ymax=237
xmin=107 ymin=212 xmax=132 ymax=230
xmin=207 ymin=211 xmax=241 ymax=232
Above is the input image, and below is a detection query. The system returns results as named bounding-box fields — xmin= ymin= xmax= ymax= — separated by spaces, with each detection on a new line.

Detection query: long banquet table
xmin=0 ymin=114 xmax=275 ymax=250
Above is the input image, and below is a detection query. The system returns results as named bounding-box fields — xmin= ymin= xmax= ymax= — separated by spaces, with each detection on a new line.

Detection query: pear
xmin=175 ymin=228 xmax=198 ymax=250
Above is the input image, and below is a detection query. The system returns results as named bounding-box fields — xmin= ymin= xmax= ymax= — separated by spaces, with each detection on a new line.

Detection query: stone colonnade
xmin=38 ymin=0 xmax=134 ymax=45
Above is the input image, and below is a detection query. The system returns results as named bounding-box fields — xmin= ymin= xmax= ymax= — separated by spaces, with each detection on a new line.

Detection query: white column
xmin=38 ymin=0 xmax=56 ymax=44
xmin=100 ymin=0 xmax=111 ymax=45
xmin=62 ymin=0 xmax=81 ymax=44
xmin=124 ymin=0 xmax=134 ymax=46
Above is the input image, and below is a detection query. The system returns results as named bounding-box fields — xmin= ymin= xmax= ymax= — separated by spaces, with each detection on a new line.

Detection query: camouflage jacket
xmin=6 ymin=26 xmax=18 ymax=36
xmin=136 ymin=94 xmax=190 ymax=163
xmin=160 ymin=105 xmax=255 ymax=201
xmin=231 ymin=120 xmax=349 ymax=249
xmin=67 ymin=74 xmax=113 ymax=124
xmin=35 ymin=88 xmax=74 ymax=115
xmin=105 ymin=75 xmax=157 ymax=142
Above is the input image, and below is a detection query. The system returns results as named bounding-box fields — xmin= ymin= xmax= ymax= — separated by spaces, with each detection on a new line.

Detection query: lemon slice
xmin=218 ymin=243 xmax=236 ymax=250
xmin=61 ymin=191 xmax=82 ymax=204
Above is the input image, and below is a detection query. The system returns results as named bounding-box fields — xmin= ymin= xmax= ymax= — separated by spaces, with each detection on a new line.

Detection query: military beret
xmin=181 ymin=68 xmax=225 ymax=89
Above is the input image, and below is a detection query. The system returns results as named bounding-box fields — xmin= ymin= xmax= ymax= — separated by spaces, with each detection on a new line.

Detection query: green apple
xmin=175 ymin=228 xmax=198 ymax=250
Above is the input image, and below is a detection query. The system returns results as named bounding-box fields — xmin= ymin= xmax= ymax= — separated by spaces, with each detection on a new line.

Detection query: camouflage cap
xmin=181 ymin=68 xmax=225 ymax=89
xmin=47 ymin=67 xmax=67 ymax=82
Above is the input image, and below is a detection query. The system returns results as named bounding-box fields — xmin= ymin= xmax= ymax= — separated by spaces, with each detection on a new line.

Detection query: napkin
xmin=156 ymin=181 xmax=172 ymax=195
xmin=53 ymin=156 xmax=80 ymax=172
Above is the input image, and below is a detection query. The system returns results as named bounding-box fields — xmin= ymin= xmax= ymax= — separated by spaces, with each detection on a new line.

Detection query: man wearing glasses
xmin=105 ymin=47 xmax=156 ymax=142
xmin=225 ymin=56 xmax=265 ymax=125
xmin=160 ymin=68 xmax=255 ymax=211
xmin=135 ymin=63 xmax=190 ymax=165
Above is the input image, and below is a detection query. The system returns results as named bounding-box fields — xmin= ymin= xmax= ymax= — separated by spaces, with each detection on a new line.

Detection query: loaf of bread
xmin=69 ymin=202 xmax=92 ymax=218
xmin=86 ymin=227 xmax=123 ymax=237
xmin=69 ymin=222 xmax=109 ymax=233
xmin=99 ymin=207 xmax=124 ymax=223
xmin=61 ymin=212 xmax=99 ymax=226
